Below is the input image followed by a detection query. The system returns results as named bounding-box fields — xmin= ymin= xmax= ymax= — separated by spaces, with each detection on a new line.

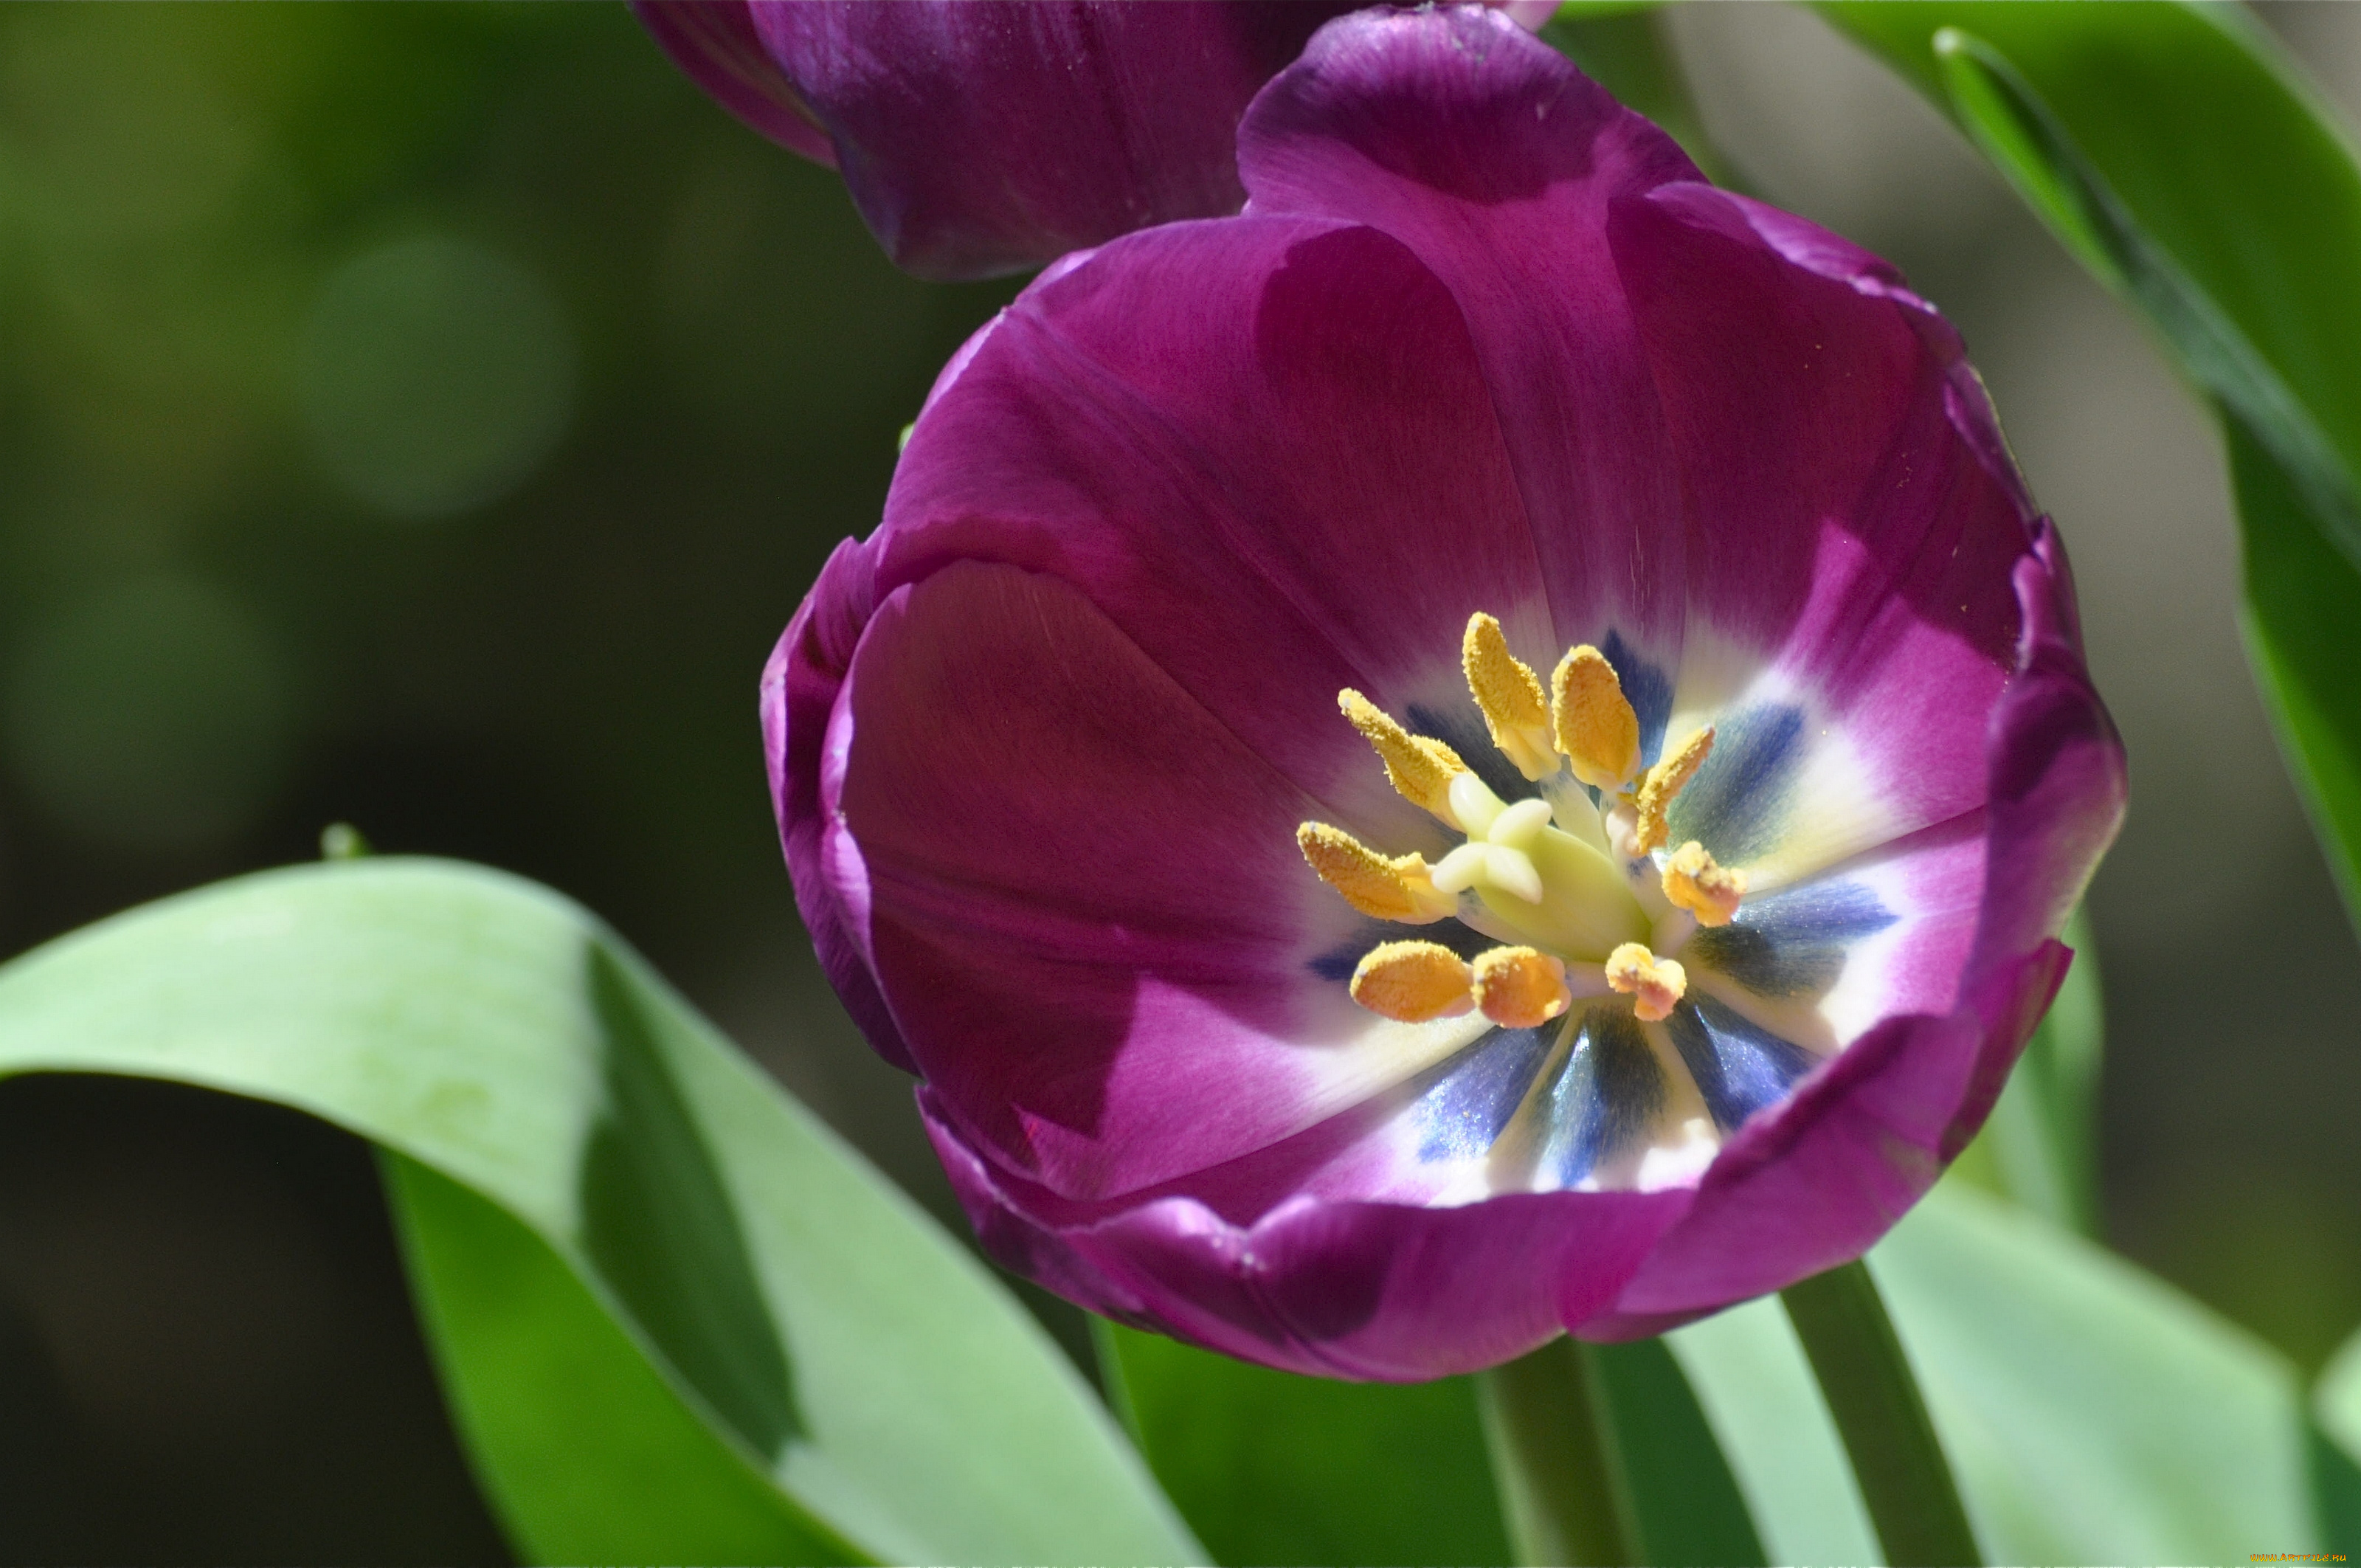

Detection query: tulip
xmin=762 ymin=7 xmax=2124 ymax=1378
xmin=635 ymin=1 xmax=1557 ymax=280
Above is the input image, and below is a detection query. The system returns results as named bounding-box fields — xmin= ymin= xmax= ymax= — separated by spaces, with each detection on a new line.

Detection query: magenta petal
xmin=1240 ymin=6 xmax=1704 ymax=652
xmin=760 ymin=537 xmax=914 ymax=1072
xmin=924 ymin=1087 xmax=1692 ymax=1381
xmin=1610 ymin=183 xmax=2041 ymax=846
xmin=632 ymin=1 xmax=836 ymax=165
xmin=879 ymin=212 xmax=1553 ymax=849
xmin=747 ymin=1 xmax=1356 ymax=280
xmin=838 ymin=559 xmax=1467 ymax=1201
xmin=1971 ymin=519 xmax=2126 ymax=974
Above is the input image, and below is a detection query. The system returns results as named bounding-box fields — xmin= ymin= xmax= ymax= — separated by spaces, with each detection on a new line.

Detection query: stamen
xmin=1471 ymin=945 xmax=1572 ymax=1028
xmin=1662 ymin=840 xmax=1745 ymax=927
xmin=1297 ymin=823 xmax=1456 ymax=922
xmin=1634 ymin=725 xmax=1715 ymax=854
xmin=1462 ymin=614 xmax=1557 ymax=781
xmin=1605 ymin=942 xmax=1687 ymax=1023
xmin=1550 ymin=645 xmax=1640 ymax=792
xmin=1350 ymin=941 xmax=1475 ymax=1022
xmin=1340 ymin=689 xmax=1466 ymax=821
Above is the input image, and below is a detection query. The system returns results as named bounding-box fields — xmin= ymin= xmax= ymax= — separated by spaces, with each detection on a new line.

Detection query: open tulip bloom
xmin=764 ymin=7 xmax=2124 ymax=1381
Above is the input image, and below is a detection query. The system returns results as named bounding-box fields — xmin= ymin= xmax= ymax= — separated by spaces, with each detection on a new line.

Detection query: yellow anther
xmin=1462 ymin=614 xmax=1557 ymax=781
xmin=1550 ymin=645 xmax=1641 ymax=792
xmin=1605 ymin=942 xmax=1687 ymax=1023
xmin=1634 ymin=725 xmax=1715 ymax=854
xmin=1471 ymin=945 xmax=1573 ymax=1029
xmin=1339 ymin=688 xmax=1467 ymax=820
xmin=1297 ymin=823 xmax=1456 ymax=923
xmin=1350 ymin=941 xmax=1476 ymax=1023
xmin=1662 ymin=840 xmax=1746 ymax=927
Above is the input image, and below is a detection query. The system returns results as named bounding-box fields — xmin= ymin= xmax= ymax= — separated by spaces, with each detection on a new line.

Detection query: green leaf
xmin=1684 ymin=1181 xmax=2315 ymax=1563
xmin=384 ymin=1153 xmax=843 ymax=1564
xmin=1815 ymin=1 xmax=2361 ymax=921
xmin=1949 ymin=908 xmax=2104 ymax=1233
xmin=1096 ymin=1319 xmax=1511 ymax=1567
xmin=2309 ymin=1414 xmax=2361 ymax=1559
xmin=0 ymin=859 xmax=1199 ymax=1567
xmin=2309 ymin=1323 xmax=2361 ymax=1552
xmin=1881 ymin=1183 xmax=2314 ymax=1561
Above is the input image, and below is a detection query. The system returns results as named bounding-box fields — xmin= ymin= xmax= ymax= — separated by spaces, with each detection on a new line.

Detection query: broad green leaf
xmin=1948 ymin=908 xmax=2104 ymax=1234
xmin=1880 ymin=1183 xmax=2313 ymax=1561
xmin=384 ymin=1153 xmax=842 ymax=1564
xmin=2313 ymin=1327 xmax=2361 ymax=1553
xmin=1684 ymin=1181 xmax=2314 ymax=1563
xmin=1096 ymin=1319 xmax=1511 ymax=1567
xmin=0 ymin=859 xmax=1198 ymax=1567
xmin=2230 ymin=415 xmax=2361 ymax=936
xmin=1816 ymin=1 xmax=2361 ymax=921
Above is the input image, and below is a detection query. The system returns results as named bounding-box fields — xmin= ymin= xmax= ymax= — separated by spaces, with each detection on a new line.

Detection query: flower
xmin=633 ymin=1 xmax=1555 ymax=281
xmin=762 ymin=7 xmax=2124 ymax=1379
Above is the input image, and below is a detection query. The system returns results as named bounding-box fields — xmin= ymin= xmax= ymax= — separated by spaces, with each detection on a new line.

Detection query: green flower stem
xmin=1477 ymin=1337 xmax=1637 ymax=1567
xmin=1782 ymin=1260 xmax=1983 ymax=1567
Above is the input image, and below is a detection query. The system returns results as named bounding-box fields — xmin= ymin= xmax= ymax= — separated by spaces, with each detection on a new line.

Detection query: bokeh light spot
xmin=298 ymin=235 xmax=576 ymax=519
xmin=4 ymin=576 xmax=296 ymax=855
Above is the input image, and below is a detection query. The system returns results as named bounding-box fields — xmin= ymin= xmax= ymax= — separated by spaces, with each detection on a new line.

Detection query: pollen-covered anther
xmin=1662 ymin=840 xmax=1745 ymax=927
xmin=1634 ymin=725 xmax=1715 ymax=854
xmin=1605 ymin=942 xmax=1687 ymax=1023
xmin=1350 ymin=941 xmax=1476 ymax=1023
xmin=1339 ymin=688 xmax=1467 ymax=821
xmin=1470 ymin=945 xmax=1572 ymax=1029
xmin=1462 ymin=614 xmax=1557 ymax=781
xmin=1551 ymin=644 xmax=1640 ymax=792
xmin=1297 ymin=822 xmax=1456 ymax=923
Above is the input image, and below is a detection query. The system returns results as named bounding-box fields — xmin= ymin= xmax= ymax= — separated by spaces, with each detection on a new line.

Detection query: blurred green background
xmin=0 ymin=4 xmax=2355 ymax=1563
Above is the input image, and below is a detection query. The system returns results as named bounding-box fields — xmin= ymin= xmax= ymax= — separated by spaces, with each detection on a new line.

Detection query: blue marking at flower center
xmin=1667 ymin=700 xmax=1805 ymax=866
xmin=1665 ymin=994 xmax=1818 ymax=1131
xmin=1411 ymin=1025 xmax=1555 ymax=1162
xmin=1686 ymin=879 xmax=1895 ymax=1000
xmin=1541 ymin=1009 xmax=1662 ymax=1185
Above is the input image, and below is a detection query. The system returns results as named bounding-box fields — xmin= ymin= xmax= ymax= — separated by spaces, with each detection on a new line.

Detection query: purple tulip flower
xmin=633 ymin=1 xmax=1554 ymax=280
xmin=761 ymin=7 xmax=2125 ymax=1379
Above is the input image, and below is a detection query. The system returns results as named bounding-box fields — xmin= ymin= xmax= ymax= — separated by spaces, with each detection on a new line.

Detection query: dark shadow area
xmin=0 ymin=1074 xmax=511 ymax=1567
xmin=577 ymin=943 xmax=801 ymax=1460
